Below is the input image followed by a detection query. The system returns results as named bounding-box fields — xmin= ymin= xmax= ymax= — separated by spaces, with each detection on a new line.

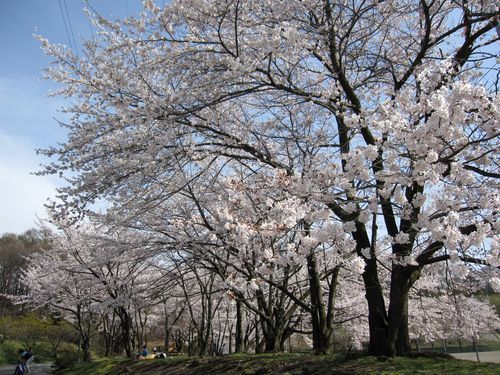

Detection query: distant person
xmin=13 ymin=360 xmax=25 ymax=375
xmin=24 ymin=354 xmax=34 ymax=374
xmin=141 ymin=345 xmax=148 ymax=357
xmin=21 ymin=349 xmax=34 ymax=374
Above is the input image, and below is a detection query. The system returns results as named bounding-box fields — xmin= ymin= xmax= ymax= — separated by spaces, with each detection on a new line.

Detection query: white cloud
xmin=0 ymin=131 xmax=58 ymax=234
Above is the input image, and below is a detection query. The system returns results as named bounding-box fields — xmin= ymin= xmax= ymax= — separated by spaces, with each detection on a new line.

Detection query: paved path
xmin=0 ymin=364 xmax=54 ymax=375
xmin=452 ymin=351 xmax=500 ymax=363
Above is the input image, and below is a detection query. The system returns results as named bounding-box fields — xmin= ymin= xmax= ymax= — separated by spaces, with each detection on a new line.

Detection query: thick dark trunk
xmin=253 ymin=288 xmax=293 ymax=353
xmin=385 ymin=265 xmax=415 ymax=356
xmin=306 ymin=250 xmax=338 ymax=354
xmin=117 ymin=307 xmax=133 ymax=358
xmin=164 ymin=315 xmax=171 ymax=354
xmin=349 ymin=221 xmax=391 ymax=356
xmin=234 ymin=298 xmax=243 ymax=353
xmin=254 ymin=315 xmax=262 ymax=354
xmin=364 ymin=256 xmax=421 ymax=356
xmin=197 ymin=334 xmax=208 ymax=356
xmin=314 ymin=329 xmax=333 ymax=355
xmin=396 ymin=308 xmax=411 ymax=355
xmin=101 ymin=315 xmax=111 ymax=357
xmin=174 ymin=330 xmax=185 ymax=354
xmin=261 ymin=307 xmax=295 ymax=353
xmin=103 ymin=330 xmax=115 ymax=357
xmin=307 ymin=254 xmax=331 ymax=354
xmin=197 ymin=295 xmax=213 ymax=356
xmin=263 ymin=327 xmax=283 ymax=352
xmin=363 ymin=258 xmax=389 ymax=355
xmin=81 ymin=337 xmax=91 ymax=362
xmin=303 ymin=222 xmax=334 ymax=354
xmin=104 ymin=337 xmax=110 ymax=357
xmin=187 ymin=325 xmax=195 ymax=356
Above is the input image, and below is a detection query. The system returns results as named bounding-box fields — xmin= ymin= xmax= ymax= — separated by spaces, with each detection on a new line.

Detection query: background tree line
xmin=0 ymin=230 xmax=50 ymax=314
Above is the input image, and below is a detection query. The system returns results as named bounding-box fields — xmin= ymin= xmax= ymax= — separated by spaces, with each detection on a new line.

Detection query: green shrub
xmin=0 ymin=339 xmax=25 ymax=364
xmin=54 ymin=342 xmax=80 ymax=369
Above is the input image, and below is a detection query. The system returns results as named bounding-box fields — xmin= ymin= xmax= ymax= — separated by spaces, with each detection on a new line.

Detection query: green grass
xmin=54 ymin=357 xmax=131 ymax=375
xmin=55 ymin=353 xmax=500 ymax=375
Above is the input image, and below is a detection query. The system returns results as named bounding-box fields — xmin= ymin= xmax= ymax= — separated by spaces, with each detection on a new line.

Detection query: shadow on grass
xmin=58 ymin=352 xmax=500 ymax=375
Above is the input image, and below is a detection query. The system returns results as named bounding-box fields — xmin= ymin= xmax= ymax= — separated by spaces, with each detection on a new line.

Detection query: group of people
xmin=13 ymin=349 xmax=34 ymax=375
xmin=136 ymin=345 xmax=166 ymax=360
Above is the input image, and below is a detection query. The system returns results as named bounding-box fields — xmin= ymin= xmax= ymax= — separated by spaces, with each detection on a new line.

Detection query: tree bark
xmin=262 ymin=327 xmax=284 ymax=352
xmin=306 ymin=252 xmax=337 ymax=354
xmin=385 ymin=265 xmax=412 ymax=356
xmin=81 ymin=336 xmax=91 ymax=362
xmin=164 ymin=315 xmax=171 ymax=355
xmin=116 ymin=307 xmax=133 ymax=358
xmin=362 ymin=258 xmax=389 ymax=355
xmin=235 ymin=298 xmax=243 ymax=353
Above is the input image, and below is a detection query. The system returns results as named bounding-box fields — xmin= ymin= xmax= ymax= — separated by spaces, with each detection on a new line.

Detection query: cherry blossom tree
xmin=20 ymin=234 xmax=102 ymax=361
xmin=38 ymin=0 xmax=499 ymax=356
xmin=139 ymin=170 xmax=367 ymax=353
xmin=20 ymin=223 xmax=163 ymax=359
xmin=407 ymin=258 xmax=500 ymax=351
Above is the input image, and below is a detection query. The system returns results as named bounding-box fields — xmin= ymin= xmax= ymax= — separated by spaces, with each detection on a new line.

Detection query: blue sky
xmin=0 ymin=0 xmax=145 ymax=234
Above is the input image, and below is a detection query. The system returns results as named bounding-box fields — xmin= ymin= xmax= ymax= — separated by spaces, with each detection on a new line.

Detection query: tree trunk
xmin=116 ymin=307 xmax=133 ymax=358
xmin=254 ymin=315 xmax=262 ymax=354
xmin=234 ymin=298 xmax=243 ymax=353
xmin=164 ymin=315 xmax=171 ymax=355
xmin=472 ymin=336 xmax=480 ymax=362
xmin=259 ymin=305 xmax=295 ymax=353
xmin=197 ymin=292 xmax=213 ymax=356
xmin=396 ymin=307 xmax=411 ymax=355
xmin=306 ymin=253 xmax=333 ymax=354
xmin=103 ymin=331 xmax=111 ymax=357
xmin=81 ymin=336 xmax=91 ymax=362
xmin=262 ymin=327 xmax=283 ymax=352
xmin=385 ymin=265 xmax=411 ymax=356
xmin=362 ymin=258 xmax=389 ymax=355
xmin=363 ymin=258 xmax=419 ymax=357
xmin=414 ymin=339 xmax=420 ymax=352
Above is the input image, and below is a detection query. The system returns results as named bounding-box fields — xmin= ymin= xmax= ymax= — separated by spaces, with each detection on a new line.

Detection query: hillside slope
xmin=55 ymin=353 xmax=500 ymax=375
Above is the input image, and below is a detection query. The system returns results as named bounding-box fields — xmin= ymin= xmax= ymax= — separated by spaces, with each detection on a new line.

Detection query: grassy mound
xmin=55 ymin=353 xmax=500 ymax=375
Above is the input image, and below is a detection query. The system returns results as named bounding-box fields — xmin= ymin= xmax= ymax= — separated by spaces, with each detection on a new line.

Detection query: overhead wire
xmin=62 ymin=0 xmax=79 ymax=56
xmin=57 ymin=0 xmax=74 ymax=52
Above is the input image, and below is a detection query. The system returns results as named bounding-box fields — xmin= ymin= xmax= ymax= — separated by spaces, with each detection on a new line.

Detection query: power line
xmin=62 ymin=0 xmax=79 ymax=56
xmin=57 ymin=0 xmax=74 ymax=51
